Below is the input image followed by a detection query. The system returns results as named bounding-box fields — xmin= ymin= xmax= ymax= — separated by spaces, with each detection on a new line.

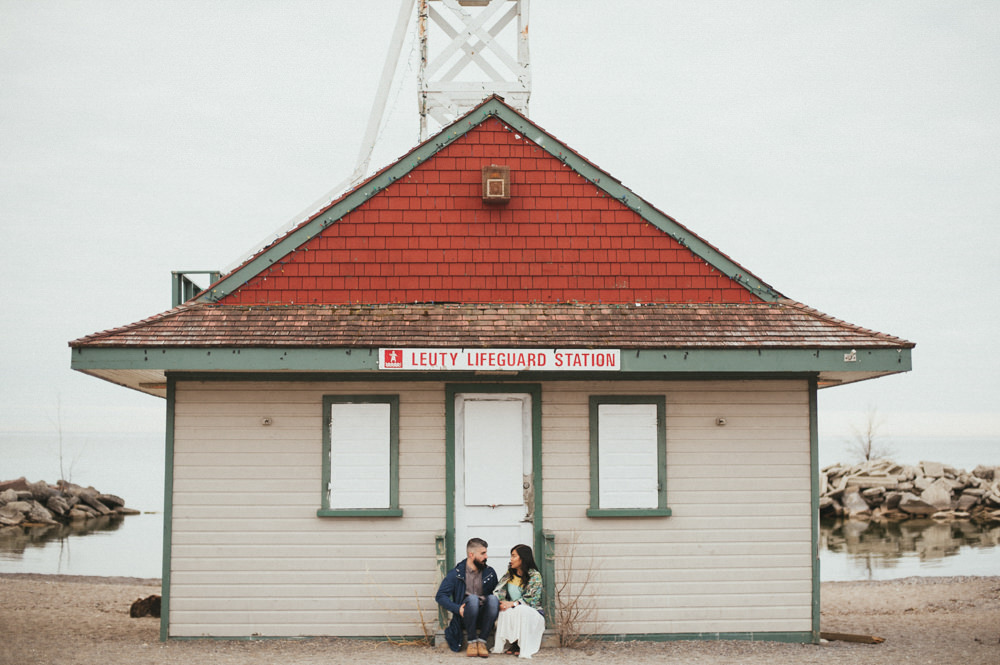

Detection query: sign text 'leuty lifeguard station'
xmin=380 ymin=348 xmax=620 ymax=371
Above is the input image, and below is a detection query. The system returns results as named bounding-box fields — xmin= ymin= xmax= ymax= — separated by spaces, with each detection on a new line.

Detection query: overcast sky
xmin=2 ymin=1 xmax=998 ymax=458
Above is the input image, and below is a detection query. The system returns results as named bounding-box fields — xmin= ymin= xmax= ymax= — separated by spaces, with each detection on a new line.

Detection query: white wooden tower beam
xmin=225 ymin=0 xmax=530 ymax=274
xmin=351 ymin=0 xmax=418 ymax=184
xmin=418 ymin=0 xmax=531 ymax=139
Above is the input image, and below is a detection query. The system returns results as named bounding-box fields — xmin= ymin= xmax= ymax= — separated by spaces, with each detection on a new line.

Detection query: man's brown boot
xmin=467 ymin=642 xmax=478 ymax=657
xmin=477 ymin=641 xmax=489 ymax=658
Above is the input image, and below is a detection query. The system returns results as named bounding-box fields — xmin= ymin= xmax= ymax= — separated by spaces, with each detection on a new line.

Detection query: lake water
xmin=1 ymin=431 xmax=165 ymax=578
xmin=2 ymin=431 xmax=998 ymax=581
xmin=819 ymin=517 xmax=1000 ymax=581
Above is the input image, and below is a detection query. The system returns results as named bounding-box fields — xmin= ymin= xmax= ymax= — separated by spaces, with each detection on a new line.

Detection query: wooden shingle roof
xmin=71 ymin=301 xmax=912 ymax=350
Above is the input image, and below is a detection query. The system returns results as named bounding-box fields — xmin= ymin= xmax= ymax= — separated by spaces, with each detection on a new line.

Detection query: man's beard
xmin=474 ymin=558 xmax=487 ymax=571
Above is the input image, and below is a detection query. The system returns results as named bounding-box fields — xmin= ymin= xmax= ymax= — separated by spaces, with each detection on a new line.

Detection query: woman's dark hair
xmin=509 ymin=544 xmax=538 ymax=581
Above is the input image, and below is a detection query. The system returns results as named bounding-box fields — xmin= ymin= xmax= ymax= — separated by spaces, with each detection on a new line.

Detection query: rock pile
xmin=820 ymin=460 xmax=1000 ymax=522
xmin=0 ymin=477 xmax=138 ymax=528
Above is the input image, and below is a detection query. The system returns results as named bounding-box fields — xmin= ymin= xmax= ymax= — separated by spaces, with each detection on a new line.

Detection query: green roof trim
xmin=199 ymin=95 xmax=781 ymax=304
xmin=71 ymin=345 xmax=911 ymax=376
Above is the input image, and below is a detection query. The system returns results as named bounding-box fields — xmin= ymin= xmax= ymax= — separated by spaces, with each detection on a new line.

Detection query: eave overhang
xmin=70 ymin=345 xmax=911 ymax=398
xmin=69 ymin=301 xmax=913 ymax=397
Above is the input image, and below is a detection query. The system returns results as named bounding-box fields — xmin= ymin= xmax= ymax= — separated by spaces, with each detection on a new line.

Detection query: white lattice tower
xmin=418 ymin=0 xmax=530 ymax=139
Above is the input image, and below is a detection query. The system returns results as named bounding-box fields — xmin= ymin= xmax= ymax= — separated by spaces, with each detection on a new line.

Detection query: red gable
xmin=219 ymin=116 xmax=761 ymax=306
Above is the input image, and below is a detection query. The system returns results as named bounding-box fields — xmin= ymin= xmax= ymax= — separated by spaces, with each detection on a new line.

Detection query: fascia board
xmin=71 ymin=345 xmax=910 ymax=375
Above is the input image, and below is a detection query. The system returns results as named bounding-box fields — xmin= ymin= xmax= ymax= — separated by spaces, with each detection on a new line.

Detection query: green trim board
xmin=71 ymin=345 xmax=912 ymax=376
xmin=435 ymin=533 xmax=449 ymax=629
xmin=159 ymin=378 xmax=176 ymax=642
xmin=316 ymin=508 xmax=403 ymax=517
xmin=542 ymin=531 xmax=556 ymax=623
xmin=168 ymin=634 xmax=429 ymax=642
xmin=585 ymin=508 xmax=672 ymax=517
xmin=588 ymin=631 xmax=815 ymax=643
xmin=587 ymin=395 xmax=670 ymax=517
xmin=809 ymin=378 xmax=821 ymax=643
xmin=319 ymin=395 xmax=401 ymax=516
xmin=197 ymin=96 xmax=781 ymax=304
xmin=443 ymin=382 xmax=543 ymax=624
xmin=169 ymin=630 xmax=812 ymax=643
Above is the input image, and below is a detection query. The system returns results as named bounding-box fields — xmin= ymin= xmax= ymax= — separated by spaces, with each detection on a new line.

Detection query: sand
xmin=1 ymin=574 xmax=997 ymax=664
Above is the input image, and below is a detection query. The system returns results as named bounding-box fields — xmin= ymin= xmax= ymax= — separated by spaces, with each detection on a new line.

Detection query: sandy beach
xmin=1 ymin=573 xmax=997 ymax=664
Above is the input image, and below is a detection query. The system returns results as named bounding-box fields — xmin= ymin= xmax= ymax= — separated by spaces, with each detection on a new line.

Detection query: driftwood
xmin=129 ymin=594 xmax=161 ymax=618
xmin=821 ymin=631 xmax=885 ymax=644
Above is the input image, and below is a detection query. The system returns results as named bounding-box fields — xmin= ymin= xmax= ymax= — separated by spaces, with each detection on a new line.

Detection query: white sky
xmin=1 ymin=1 xmax=998 ymax=450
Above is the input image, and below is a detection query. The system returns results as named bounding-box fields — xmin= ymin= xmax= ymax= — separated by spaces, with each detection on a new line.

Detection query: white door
xmin=455 ymin=393 xmax=534 ymax=564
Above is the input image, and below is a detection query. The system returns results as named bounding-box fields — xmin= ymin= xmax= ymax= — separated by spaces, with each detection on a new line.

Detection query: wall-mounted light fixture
xmin=482 ymin=165 xmax=511 ymax=205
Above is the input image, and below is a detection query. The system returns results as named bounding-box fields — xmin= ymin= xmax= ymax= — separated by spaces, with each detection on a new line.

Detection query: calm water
xmin=1 ymin=431 xmax=164 ymax=578
xmin=820 ymin=517 xmax=1000 ymax=581
xmin=0 ymin=513 xmax=163 ymax=578
xmin=2 ymin=431 xmax=998 ymax=580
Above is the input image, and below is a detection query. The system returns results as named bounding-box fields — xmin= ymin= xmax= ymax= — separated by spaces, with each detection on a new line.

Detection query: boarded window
xmin=589 ymin=396 xmax=670 ymax=517
xmin=320 ymin=396 xmax=400 ymax=516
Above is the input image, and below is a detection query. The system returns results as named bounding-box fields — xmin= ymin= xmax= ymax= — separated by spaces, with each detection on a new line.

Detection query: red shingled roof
xmin=70 ymin=301 xmax=913 ymax=350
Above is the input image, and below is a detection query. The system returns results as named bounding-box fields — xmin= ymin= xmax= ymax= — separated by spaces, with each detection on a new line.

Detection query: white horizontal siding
xmin=540 ymin=379 xmax=813 ymax=634
xmin=169 ymin=380 xmax=446 ymax=638
xmin=168 ymin=378 xmax=813 ymax=638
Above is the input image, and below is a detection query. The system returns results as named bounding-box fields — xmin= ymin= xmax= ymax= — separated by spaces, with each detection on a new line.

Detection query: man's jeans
xmin=462 ymin=594 xmax=499 ymax=643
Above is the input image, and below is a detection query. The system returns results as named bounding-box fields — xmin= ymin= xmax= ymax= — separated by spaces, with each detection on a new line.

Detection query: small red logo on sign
xmin=383 ymin=349 xmax=403 ymax=369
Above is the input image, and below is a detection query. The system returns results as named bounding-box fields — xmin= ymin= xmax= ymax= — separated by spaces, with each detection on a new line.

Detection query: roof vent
xmin=482 ymin=165 xmax=511 ymax=205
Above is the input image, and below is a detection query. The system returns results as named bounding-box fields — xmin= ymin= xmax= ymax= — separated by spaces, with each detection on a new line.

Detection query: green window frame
xmin=587 ymin=395 xmax=671 ymax=517
xmin=317 ymin=395 xmax=402 ymax=517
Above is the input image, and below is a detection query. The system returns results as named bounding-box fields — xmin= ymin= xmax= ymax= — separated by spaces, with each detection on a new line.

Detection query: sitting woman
xmin=491 ymin=544 xmax=545 ymax=658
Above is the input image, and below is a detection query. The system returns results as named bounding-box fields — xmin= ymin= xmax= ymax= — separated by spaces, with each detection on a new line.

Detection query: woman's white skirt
xmin=491 ymin=604 xmax=545 ymax=658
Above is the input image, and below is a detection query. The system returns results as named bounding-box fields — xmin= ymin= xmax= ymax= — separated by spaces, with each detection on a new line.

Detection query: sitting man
xmin=436 ymin=537 xmax=500 ymax=657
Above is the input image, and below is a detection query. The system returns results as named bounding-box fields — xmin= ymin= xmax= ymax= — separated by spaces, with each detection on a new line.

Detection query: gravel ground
xmin=1 ymin=574 xmax=997 ymax=664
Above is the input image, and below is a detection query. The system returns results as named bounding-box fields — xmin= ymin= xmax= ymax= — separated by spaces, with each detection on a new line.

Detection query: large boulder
xmin=0 ymin=488 xmax=18 ymax=505
xmin=97 ymin=493 xmax=125 ymax=510
xmin=130 ymin=595 xmax=161 ymax=618
xmin=0 ymin=504 xmax=25 ymax=526
xmin=27 ymin=480 xmax=55 ymax=503
xmin=921 ymin=478 xmax=955 ymax=511
xmin=46 ymin=494 xmax=71 ymax=516
xmin=3 ymin=500 xmax=33 ymax=514
xmin=862 ymin=487 xmax=886 ymax=506
xmin=842 ymin=489 xmax=871 ymax=517
xmin=972 ymin=465 xmax=997 ymax=481
xmin=25 ymin=500 xmax=58 ymax=525
xmin=0 ymin=478 xmax=30 ymax=493
xmin=957 ymin=493 xmax=980 ymax=512
xmin=898 ymin=492 xmax=938 ymax=516
xmin=921 ymin=461 xmax=945 ymax=478
xmin=846 ymin=475 xmax=899 ymax=489
xmin=74 ymin=491 xmax=112 ymax=515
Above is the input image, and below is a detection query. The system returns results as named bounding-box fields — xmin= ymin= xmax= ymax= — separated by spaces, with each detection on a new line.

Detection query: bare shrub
xmin=553 ymin=534 xmax=599 ymax=647
xmin=848 ymin=405 xmax=896 ymax=463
